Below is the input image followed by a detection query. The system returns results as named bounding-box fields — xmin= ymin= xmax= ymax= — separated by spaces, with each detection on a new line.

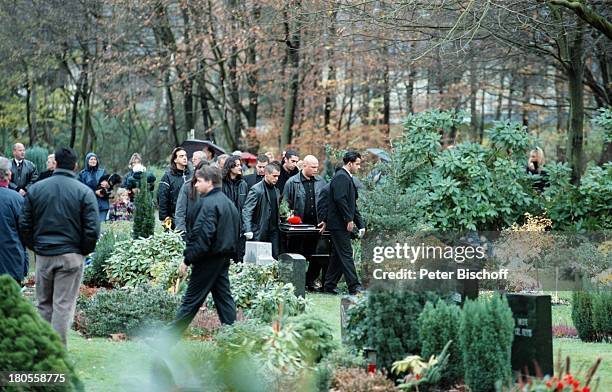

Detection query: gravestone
xmin=340 ymin=295 xmax=359 ymax=344
xmin=244 ymin=241 xmax=272 ymax=263
xmin=507 ymin=294 xmax=553 ymax=376
xmin=278 ymin=253 xmax=307 ymax=298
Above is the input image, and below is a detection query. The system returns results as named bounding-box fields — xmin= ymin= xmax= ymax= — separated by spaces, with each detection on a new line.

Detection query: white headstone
xmin=244 ymin=241 xmax=272 ymax=263
xmin=256 ymin=256 xmax=276 ymax=266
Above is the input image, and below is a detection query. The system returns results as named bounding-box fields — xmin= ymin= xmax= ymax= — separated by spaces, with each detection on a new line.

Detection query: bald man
xmin=10 ymin=143 xmax=39 ymax=196
xmin=282 ymin=155 xmax=328 ymax=291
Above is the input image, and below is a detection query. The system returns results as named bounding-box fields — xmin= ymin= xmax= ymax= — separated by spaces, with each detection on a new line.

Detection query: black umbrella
xmin=181 ymin=139 xmax=226 ymax=159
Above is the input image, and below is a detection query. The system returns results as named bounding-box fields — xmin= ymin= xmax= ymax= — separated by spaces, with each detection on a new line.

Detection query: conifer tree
xmin=132 ymin=175 xmax=155 ymax=239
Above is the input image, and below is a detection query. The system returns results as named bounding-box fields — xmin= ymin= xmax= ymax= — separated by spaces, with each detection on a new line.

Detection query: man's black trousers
xmin=323 ymin=230 xmax=360 ymax=292
xmin=260 ymin=228 xmax=280 ymax=259
xmin=171 ymin=256 xmax=236 ymax=336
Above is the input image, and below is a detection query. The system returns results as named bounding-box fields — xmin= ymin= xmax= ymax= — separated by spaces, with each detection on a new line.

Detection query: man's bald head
xmin=302 ymin=155 xmax=319 ymax=178
xmin=13 ymin=143 xmax=25 ymax=160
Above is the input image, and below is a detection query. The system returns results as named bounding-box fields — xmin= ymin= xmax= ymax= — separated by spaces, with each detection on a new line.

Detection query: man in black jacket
xmin=242 ymin=163 xmax=281 ymax=258
xmin=222 ymin=155 xmax=249 ymax=261
xmin=243 ymin=154 xmax=269 ymax=189
xmin=277 ymin=149 xmax=299 ymax=193
xmin=323 ymin=151 xmax=365 ymax=295
xmin=9 ymin=142 xmax=39 ymax=195
xmin=20 ymin=147 xmax=100 ymax=346
xmin=283 ymin=155 xmax=327 ymax=290
xmin=157 ymin=147 xmax=191 ymax=228
xmin=171 ymin=166 xmax=239 ymax=335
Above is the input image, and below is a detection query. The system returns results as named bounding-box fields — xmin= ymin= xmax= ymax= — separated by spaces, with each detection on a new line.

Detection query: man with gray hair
xmin=9 ymin=142 xmax=38 ymax=196
xmin=214 ymin=154 xmax=230 ymax=170
xmin=0 ymin=157 xmax=27 ymax=283
xmin=192 ymin=150 xmax=205 ymax=167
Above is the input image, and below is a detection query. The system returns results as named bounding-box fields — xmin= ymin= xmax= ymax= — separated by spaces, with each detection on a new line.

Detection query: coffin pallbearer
xmin=323 ymin=151 xmax=366 ymax=296
xmin=242 ymin=163 xmax=281 ymax=258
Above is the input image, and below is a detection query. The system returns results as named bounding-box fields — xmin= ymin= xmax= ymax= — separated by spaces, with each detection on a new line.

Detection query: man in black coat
xmin=243 ymin=154 xmax=269 ymax=189
xmin=323 ymin=151 xmax=365 ymax=295
xmin=222 ymin=155 xmax=249 ymax=261
xmin=242 ymin=163 xmax=281 ymax=258
xmin=276 ymin=149 xmax=299 ymax=193
xmin=171 ymin=166 xmax=239 ymax=336
xmin=20 ymin=147 xmax=100 ymax=346
xmin=9 ymin=143 xmax=39 ymax=195
xmin=157 ymin=147 xmax=191 ymax=228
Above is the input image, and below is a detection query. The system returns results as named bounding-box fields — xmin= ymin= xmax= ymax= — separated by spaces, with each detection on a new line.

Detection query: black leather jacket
xmin=20 ymin=169 xmax=100 ymax=256
xmin=157 ymin=167 xmax=191 ymax=220
xmin=10 ymin=159 xmax=39 ymax=192
xmin=184 ymin=188 xmax=240 ymax=264
xmin=242 ymin=180 xmax=280 ymax=240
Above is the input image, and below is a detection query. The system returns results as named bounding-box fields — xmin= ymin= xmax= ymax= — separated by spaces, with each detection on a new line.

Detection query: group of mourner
xmin=0 ymin=142 xmax=366 ymax=345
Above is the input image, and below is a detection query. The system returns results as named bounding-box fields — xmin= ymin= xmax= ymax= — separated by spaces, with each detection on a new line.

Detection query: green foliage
xmin=346 ymin=289 xmax=439 ymax=373
xmin=459 ymin=295 xmax=514 ymax=392
xmin=83 ymin=222 xmax=131 ymax=287
xmin=417 ymin=299 xmax=463 ymax=384
xmin=227 ymin=262 xmax=279 ymax=309
xmin=572 ymin=291 xmax=611 ymax=342
xmin=543 ymin=162 xmax=612 ymax=230
xmin=104 ymin=230 xmax=185 ymax=290
xmin=367 ymin=112 xmax=538 ymax=232
xmin=132 ymin=174 xmax=155 ymax=239
xmin=393 ymin=340 xmax=452 ymax=391
xmin=26 ymin=145 xmax=49 ymax=174
xmin=76 ymin=286 xmax=180 ymax=337
xmin=593 ymin=107 xmax=612 ymax=144
xmin=287 ymin=313 xmax=338 ymax=363
xmin=0 ymin=275 xmax=83 ymax=391
xmin=592 ymin=291 xmax=612 ymax=342
xmin=246 ymin=283 xmax=308 ymax=323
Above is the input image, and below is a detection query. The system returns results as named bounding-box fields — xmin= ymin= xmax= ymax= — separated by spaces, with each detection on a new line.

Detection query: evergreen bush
xmin=132 ymin=174 xmax=155 ymax=239
xmin=0 ymin=275 xmax=83 ymax=391
xmin=417 ymin=298 xmax=463 ymax=384
xmin=76 ymin=286 xmax=180 ymax=337
xmin=592 ymin=291 xmax=612 ymax=342
xmin=246 ymin=283 xmax=307 ymax=323
xmin=288 ymin=313 xmax=338 ymax=364
xmin=572 ymin=291 xmax=596 ymax=342
xmin=363 ymin=289 xmax=439 ymax=373
xmin=83 ymin=223 xmax=131 ymax=287
xmin=104 ymin=230 xmax=184 ymax=290
xmin=459 ymin=295 xmax=514 ymax=392
xmin=572 ymin=290 xmax=611 ymax=342
xmin=25 ymin=145 xmax=49 ymax=174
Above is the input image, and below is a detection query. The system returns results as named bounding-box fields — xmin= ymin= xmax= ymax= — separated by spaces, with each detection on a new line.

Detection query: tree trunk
xmin=479 ymin=89 xmax=485 ymax=143
xmin=281 ymin=2 xmax=301 ymax=148
xmin=565 ymin=20 xmax=586 ymax=183
xmin=323 ymin=7 xmax=337 ymax=136
xmin=382 ymin=61 xmax=391 ymax=135
xmin=496 ymin=74 xmax=505 ymax=121
xmin=25 ymin=78 xmax=36 ymax=146
xmin=521 ymin=73 xmax=530 ymax=128
xmin=470 ymin=62 xmax=478 ymax=139
xmin=554 ymin=67 xmax=566 ymax=133
xmin=246 ymin=3 xmax=260 ymax=129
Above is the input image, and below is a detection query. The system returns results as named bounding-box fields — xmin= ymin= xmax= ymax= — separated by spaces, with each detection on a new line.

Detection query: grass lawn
xmin=67 ymin=293 xmax=611 ymax=391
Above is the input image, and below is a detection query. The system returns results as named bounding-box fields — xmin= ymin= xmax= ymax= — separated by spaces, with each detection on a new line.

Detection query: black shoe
xmin=322 ymin=288 xmax=340 ymax=295
xmin=349 ymin=286 xmax=365 ymax=296
xmin=306 ymin=285 xmax=318 ymax=293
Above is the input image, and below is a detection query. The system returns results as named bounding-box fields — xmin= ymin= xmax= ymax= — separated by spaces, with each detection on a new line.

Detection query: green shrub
xmin=227 ymin=262 xmax=279 ymax=309
xmin=132 ymin=174 xmax=155 ymax=239
xmin=25 ymin=145 xmax=49 ymax=174
xmin=543 ymin=162 xmax=612 ymax=230
xmin=288 ymin=313 xmax=338 ymax=364
xmin=359 ymin=289 xmax=439 ymax=373
xmin=592 ymin=291 xmax=612 ymax=342
xmin=345 ymin=294 xmax=369 ymax=349
xmin=246 ymin=283 xmax=308 ymax=323
xmin=417 ymin=299 xmax=463 ymax=384
xmin=83 ymin=223 xmax=131 ymax=287
xmin=459 ymin=295 xmax=514 ymax=392
xmin=572 ymin=290 xmax=611 ymax=342
xmin=572 ymin=291 xmax=596 ymax=342
xmin=76 ymin=286 xmax=180 ymax=337
xmin=104 ymin=230 xmax=185 ymax=290
xmin=0 ymin=275 xmax=83 ymax=391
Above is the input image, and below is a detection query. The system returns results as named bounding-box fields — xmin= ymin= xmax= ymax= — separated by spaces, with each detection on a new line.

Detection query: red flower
xmin=546 ymin=380 xmax=553 ymax=388
xmin=287 ymin=216 xmax=302 ymax=224
xmin=556 ymin=381 xmax=564 ymax=391
xmin=415 ymin=374 xmax=421 ymax=381
xmin=582 ymin=387 xmax=590 ymax=392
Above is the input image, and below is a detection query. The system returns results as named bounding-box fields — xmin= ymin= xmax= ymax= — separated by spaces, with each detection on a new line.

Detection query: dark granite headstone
xmin=507 ymin=294 xmax=553 ymax=376
xmin=278 ymin=253 xmax=307 ymax=298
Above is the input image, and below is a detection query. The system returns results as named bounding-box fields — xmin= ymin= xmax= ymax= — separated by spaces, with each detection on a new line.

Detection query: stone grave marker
xmin=507 ymin=294 xmax=553 ymax=376
xmin=244 ymin=241 xmax=272 ymax=263
xmin=278 ymin=253 xmax=306 ymax=298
